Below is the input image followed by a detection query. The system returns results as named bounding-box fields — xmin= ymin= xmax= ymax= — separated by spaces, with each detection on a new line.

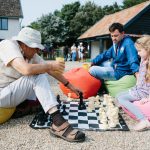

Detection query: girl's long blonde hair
xmin=135 ymin=35 xmax=150 ymax=82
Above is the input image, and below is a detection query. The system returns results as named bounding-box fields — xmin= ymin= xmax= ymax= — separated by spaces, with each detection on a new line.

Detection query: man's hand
xmin=90 ymin=62 xmax=95 ymax=67
xmin=67 ymin=83 xmax=82 ymax=97
xmin=140 ymin=98 xmax=150 ymax=105
xmin=47 ymin=61 xmax=65 ymax=74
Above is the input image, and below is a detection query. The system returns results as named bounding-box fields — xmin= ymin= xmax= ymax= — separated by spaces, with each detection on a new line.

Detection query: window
xmin=0 ymin=18 xmax=8 ymax=30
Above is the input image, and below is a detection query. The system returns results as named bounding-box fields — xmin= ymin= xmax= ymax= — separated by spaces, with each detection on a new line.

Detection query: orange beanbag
xmin=60 ymin=67 xmax=101 ymax=99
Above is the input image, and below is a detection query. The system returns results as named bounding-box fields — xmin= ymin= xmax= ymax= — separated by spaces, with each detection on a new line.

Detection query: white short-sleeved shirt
xmin=0 ymin=40 xmax=45 ymax=89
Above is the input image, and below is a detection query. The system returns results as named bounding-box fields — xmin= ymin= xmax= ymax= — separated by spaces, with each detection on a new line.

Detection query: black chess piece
xmin=61 ymin=104 xmax=68 ymax=115
xmin=78 ymin=92 xmax=86 ymax=110
xmin=56 ymin=94 xmax=61 ymax=109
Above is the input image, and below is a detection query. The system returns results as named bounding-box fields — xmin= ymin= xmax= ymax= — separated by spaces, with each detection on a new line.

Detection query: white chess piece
xmin=103 ymin=94 xmax=110 ymax=105
xmin=107 ymin=106 xmax=119 ymax=128
xmin=87 ymin=107 xmax=93 ymax=112
xmin=108 ymin=120 xmax=117 ymax=128
xmin=88 ymin=101 xmax=95 ymax=110
xmin=95 ymin=95 xmax=100 ymax=101
xmin=87 ymin=100 xmax=95 ymax=112
xmin=101 ymin=122 xmax=109 ymax=129
xmin=94 ymin=99 xmax=100 ymax=107
xmin=67 ymin=93 xmax=72 ymax=101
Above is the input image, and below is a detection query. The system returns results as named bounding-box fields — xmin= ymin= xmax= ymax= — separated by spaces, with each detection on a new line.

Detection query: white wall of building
xmin=91 ymin=41 xmax=100 ymax=59
xmin=0 ymin=18 xmax=21 ymax=40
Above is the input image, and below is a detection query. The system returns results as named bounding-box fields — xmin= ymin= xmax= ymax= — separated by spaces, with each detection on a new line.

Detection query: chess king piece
xmin=78 ymin=92 xmax=86 ymax=110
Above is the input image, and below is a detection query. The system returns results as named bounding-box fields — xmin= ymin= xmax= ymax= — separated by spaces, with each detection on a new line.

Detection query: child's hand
xmin=140 ymin=98 xmax=150 ymax=105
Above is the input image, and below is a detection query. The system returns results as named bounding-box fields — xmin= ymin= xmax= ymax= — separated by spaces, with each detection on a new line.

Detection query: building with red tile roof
xmin=78 ymin=1 xmax=150 ymax=59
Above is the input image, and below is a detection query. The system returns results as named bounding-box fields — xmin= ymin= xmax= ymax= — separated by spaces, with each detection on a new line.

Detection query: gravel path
xmin=0 ymin=61 xmax=150 ymax=150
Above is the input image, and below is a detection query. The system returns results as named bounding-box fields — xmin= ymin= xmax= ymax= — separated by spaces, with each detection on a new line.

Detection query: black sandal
xmin=49 ymin=121 xmax=85 ymax=142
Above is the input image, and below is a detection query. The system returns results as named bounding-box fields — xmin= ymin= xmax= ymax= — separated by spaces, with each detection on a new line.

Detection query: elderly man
xmin=0 ymin=27 xmax=85 ymax=142
xmin=89 ymin=22 xmax=139 ymax=81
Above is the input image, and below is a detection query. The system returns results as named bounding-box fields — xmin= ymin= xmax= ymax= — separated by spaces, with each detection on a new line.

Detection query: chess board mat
xmin=29 ymin=101 xmax=129 ymax=131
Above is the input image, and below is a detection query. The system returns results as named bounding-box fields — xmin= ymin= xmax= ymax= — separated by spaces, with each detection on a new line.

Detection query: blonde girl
xmin=116 ymin=36 xmax=150 ymax=131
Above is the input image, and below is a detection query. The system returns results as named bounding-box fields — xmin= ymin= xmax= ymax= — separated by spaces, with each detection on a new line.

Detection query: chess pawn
xmin=102 ymin=94 xmax=109 ymax=105
xmin=88 ymin=101 xmax=95 ymax=110
xmin=102 ymin=100 xmax=107 ymax=106
xmin=103 ymin=94 xmax=109 ymax=101
xmin=67 ymin=93 xmax=72 ymax=101
xmin=105 ymin=97 xmax=110 ymax=105
xmin=95 ymin=95 xmax=100 ymax=101
xmin=104 ymin=94 xmax=109 ymax=99
xmin=99 ymin=112 xmax=106 ymax=120
xmin=87 ymin=107 xmax=93 ymax=113
xmin=99 ymin=107 xmax=105 ymax=113
xmin=99 ymin=111 xmax=106 ymax=120
xmin=94 ymin=100 xmax=100 ymax=107
xmin=107 ymin=95 xmax=113 ymax=101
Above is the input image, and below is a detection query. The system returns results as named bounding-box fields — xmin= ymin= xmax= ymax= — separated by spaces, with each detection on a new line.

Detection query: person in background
xmin=116 ymin=36 xmax=150 ymax=131
xmin=89 ymin=22 xmax=139 ymax=81
xmin=63 ymin=45 xmax=69 ymax=61
xmin=71 ymin=43 xmax=77 ymax=61
xmin=77 ymin=42 xmax=84 ymax=62
xmin=0 ymin=27 xmax=85 ymax=142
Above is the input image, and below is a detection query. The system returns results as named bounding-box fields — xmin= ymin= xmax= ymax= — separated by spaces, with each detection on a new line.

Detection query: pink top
xmin=130 ymin=60 xmax=150 ymax=100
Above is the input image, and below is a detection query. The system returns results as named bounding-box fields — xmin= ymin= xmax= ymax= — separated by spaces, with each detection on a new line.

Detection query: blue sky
xmin=20 ymin=0 xmax=123 ymax=26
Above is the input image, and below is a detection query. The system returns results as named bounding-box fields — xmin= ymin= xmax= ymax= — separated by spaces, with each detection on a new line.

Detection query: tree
xmin=69 ymin=2 xmax=104 ymax=39
xmin=31 ymin=13 xmax=68 ymax=46
xmin=54 ymin=1 xmax=80 ymax=45
xmin=30 ymin=21 xmax=40 ymax=30
xmin=103 ymin=2 xmax=121 ymax=15
xmin=28 ymin=0 xmax=148 ymax=47
xmin=122 ymin=0 xmax=148 ymax=9
xmin=57 ymin=1 xmax=80 ymax=26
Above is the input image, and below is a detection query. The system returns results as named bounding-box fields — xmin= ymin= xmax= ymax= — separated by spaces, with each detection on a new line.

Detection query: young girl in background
xmin=116 ymin=36 xmax=150 ymax=131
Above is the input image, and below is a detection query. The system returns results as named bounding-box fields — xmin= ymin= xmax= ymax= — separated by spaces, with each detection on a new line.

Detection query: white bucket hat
xmin=13 ymin=27 xmax=44 ymax=50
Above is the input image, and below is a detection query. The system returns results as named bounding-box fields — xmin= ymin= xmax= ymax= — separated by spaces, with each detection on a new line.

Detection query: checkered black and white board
xmin=30 ymin=101 xmax=129 ymax=131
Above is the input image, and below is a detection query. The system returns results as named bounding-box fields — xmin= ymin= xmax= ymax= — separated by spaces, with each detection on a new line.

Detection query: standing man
xmin=89 ymin=22 xmax=139 ymax=81
xmin=71 ymin=43 xmax=77 ymax=61
xmin=0 ymin=27 xmax=85 ymax=142
xmin=63 ymin=45 xmax=69 ymax=61
xmin=78 ymin=42 xmax=84 ymax=62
